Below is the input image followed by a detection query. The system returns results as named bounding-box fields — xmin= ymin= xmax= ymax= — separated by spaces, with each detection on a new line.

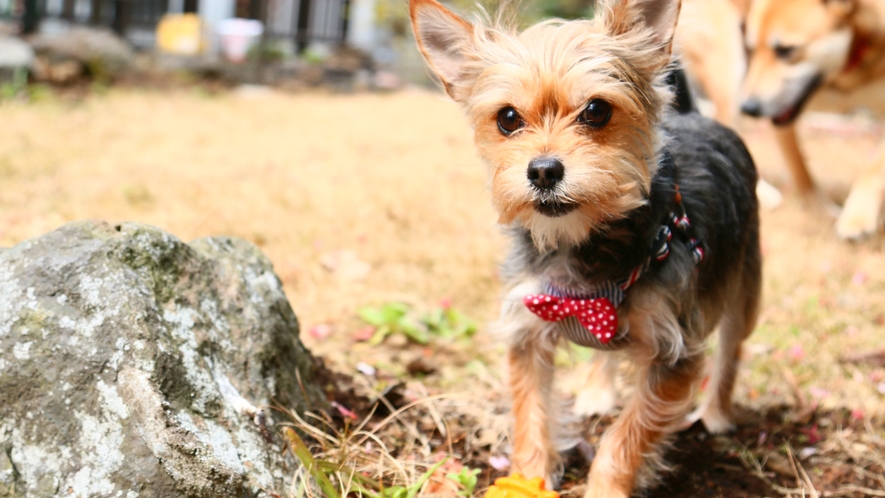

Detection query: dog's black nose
xmin=741 ymin=98 xmax=763 ymax=117
xmin=527 ymin=157 xmax=564 ymax=190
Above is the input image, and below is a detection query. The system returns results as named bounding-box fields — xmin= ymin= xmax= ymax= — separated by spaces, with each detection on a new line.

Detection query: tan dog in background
xmin=676 ymin=0 xmax=751 ymax=126
xmin=676 ymin=0 xmax=885 ymax=239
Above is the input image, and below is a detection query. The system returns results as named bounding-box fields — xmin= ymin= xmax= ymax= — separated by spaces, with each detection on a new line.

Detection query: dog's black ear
xmin=604 ymin=0 xmax=682 ymax=56
xmin=410 ymin=0 xmax=476 ymax=101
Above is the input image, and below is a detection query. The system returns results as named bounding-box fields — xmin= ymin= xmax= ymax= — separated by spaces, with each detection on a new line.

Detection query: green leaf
xmin=282 ymin=427 xmax=340 ymax=498
xmin=380 ymin=302 xmax=410 ymax=322
xmin=447 ymin=309 xmax=477 ymax=337
xmin=359 ymin=306 xmax=388 ymax=326
xmin=446 ymin=467 xmax=481 ymax=495
xmin=398 ymin=317 xmax=430 ymax=344
xmin=406 ymin=457 xmax=449 ymax=498
xmin=369 ymin=325 xmax=392 ymax=346
xmin=424 ymin=308 xmax=444 ymax=328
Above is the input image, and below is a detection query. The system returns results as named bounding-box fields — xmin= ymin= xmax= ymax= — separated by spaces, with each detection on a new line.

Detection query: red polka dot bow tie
xmin=523 ymin=294 xmax=619 ymax=343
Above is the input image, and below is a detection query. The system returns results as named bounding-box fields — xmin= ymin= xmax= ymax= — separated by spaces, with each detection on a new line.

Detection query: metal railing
xmin=262 ymin=0 xmax=350 ymax=51
xmin=0 ymin=0 xmax=351 ymax=51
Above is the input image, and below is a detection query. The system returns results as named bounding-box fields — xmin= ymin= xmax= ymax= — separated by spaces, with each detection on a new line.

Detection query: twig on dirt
xmin=839 ymin=349 xmax=885 ymax=367
xmin=786 ymin=445 xmax=820 ymax=498
xmin=355 ymin=393 xmax=455 ymax=446
xmin=822 ymin=485 xmax=885 ymax=497
xmin=825 ymin=487 xmax=885 ymax=498
xmin=738 ymin=444 xmax=815 ymax=498
xmin=813 ymin=456 xmax=884 ymax=486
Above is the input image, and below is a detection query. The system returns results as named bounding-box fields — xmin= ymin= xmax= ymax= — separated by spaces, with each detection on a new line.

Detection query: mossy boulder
xmin=0 ymin=221 xmax=327 ymax=497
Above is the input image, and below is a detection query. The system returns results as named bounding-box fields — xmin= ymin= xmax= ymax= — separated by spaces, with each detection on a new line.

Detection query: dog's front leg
xmin=508 ymin=334 xmax=559 ymax=485
xmin=584 ymin=356 xmax=701 ymax=498
xmin=496 ymin=284 xmax=561 ymax=487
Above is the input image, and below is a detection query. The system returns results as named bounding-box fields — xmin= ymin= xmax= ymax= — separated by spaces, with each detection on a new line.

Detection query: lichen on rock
xmin=0 ymin=221 xmax=327 ymax=497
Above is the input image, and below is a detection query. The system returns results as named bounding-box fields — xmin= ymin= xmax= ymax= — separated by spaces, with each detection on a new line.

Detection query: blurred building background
xmin=0 ymin=0 xmax=594 ymax=91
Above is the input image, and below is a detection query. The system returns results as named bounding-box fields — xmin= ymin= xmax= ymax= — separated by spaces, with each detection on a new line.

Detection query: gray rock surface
xmin=0 ymin=221 xmax=328 ymax=497
xmin=0 ymin=36 xmax=34 ymax=81
xmin=29 ymin=27 xmax=133 ymax=83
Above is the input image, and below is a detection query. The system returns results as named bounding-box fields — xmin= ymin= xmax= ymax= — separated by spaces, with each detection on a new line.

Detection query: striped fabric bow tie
xmin=523 ymin=294 xmax=619 ymax=343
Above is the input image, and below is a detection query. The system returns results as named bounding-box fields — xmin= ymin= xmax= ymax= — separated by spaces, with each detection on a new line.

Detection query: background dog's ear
xmin=604 ymin=0 xmax=682 ymax=56
xmin=410 ymin=0 xmax=475 ymax=101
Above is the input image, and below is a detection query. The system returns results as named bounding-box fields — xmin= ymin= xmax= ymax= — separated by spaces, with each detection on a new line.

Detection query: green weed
xmin=358 ymin=302 xmax=476 ymax=345
xmin=446 ymin=467 xmax=481 ymax=496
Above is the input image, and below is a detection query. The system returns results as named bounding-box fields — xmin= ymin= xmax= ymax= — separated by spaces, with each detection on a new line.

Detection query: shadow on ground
xmin=559 ymin=406 xmax=883 ymax=498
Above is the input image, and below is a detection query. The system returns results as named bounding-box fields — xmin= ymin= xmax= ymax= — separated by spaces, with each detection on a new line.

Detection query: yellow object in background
xmin=484 ymin=473 xmax=560 ymax=498
xmin=156 ymin=14 xmax=205 ymax=56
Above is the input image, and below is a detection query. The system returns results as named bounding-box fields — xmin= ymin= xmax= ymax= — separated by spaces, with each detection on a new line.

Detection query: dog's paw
xmin=701 ymin=411 xmax=735 ymax=434
xmin=572 ymin=357 xmax=619 ymax=417
xmin=687 ymin=405 xmax=735 ymax=434
xmin=573 ymin=384 xmax=617 ymax=417
xmin=511 ymin=454 xmax=562 ymax=490
xmin=756 ymin=178 xmax=783 ymax=211
xmin=582 ymin=477 xmax=629 ymax=498
xmin=836 ymin=186 xmax=883 ymax=240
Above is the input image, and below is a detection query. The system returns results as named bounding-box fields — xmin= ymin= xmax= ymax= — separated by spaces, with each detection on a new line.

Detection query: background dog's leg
xmin=574 ymin=353 xmax=619 ymax=417
xmin=691 ymin=245 xmax=762 ymax=433
xmin=584 ymin=356 xmax=701 ymax=498
xmin=773 ymin=123 xmax=841 ymax=216
xmin=508 ymin=333 xmax=560 ymax=487
xmin=836 ymin=148 xmax=885 ymax=240
xmin=774 ymin=123 xmax=816 ymax=196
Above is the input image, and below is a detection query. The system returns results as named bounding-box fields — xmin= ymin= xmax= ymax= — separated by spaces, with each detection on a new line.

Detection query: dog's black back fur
xmin=666 ymin=67 xmax=697 ymax=115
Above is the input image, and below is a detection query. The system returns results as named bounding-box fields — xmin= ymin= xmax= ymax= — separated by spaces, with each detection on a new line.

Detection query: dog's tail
xmin=666 ymin=65 xmax=698 ymax=115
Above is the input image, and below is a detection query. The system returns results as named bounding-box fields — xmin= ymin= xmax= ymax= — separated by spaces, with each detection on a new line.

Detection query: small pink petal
xmin=851 ymin=408 xmax=865 ymax=421
xmin=439 ymin=298 xmax=452 ymax=310
xmin=809 ymin=387 xmax=829 ymax=399
xmin=331 ymin=401 xmax=359 ymax=420
xmin=309 ymin=324 xmax=332 ymax=340
xmin=489 ymin=455 xmax=510 ymax=470
xmin=790 ymin=344 xmax=805 ymax=361
xmin=353 ymin=326 xmax=375 ymax=341
xmin=852 ymin=271 xmax=869 ymax=286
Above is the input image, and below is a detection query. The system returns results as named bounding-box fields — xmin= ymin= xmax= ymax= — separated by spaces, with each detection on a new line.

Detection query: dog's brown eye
xmin=497 ymin=107 xmax=523 ymax=135
xmin=773 ymin=44 xmax=797 ymax=60
xmin=579 ymin=99 xmax=612 ymax=128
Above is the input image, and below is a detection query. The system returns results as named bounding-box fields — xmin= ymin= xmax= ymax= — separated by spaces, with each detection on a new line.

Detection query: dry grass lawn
xmin=2 ymin=88 xmax=884 ymax=496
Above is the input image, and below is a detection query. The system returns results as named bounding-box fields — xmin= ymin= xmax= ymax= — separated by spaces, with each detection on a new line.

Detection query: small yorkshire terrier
xmin=410 ymin=0 xmax=761 ymax=496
